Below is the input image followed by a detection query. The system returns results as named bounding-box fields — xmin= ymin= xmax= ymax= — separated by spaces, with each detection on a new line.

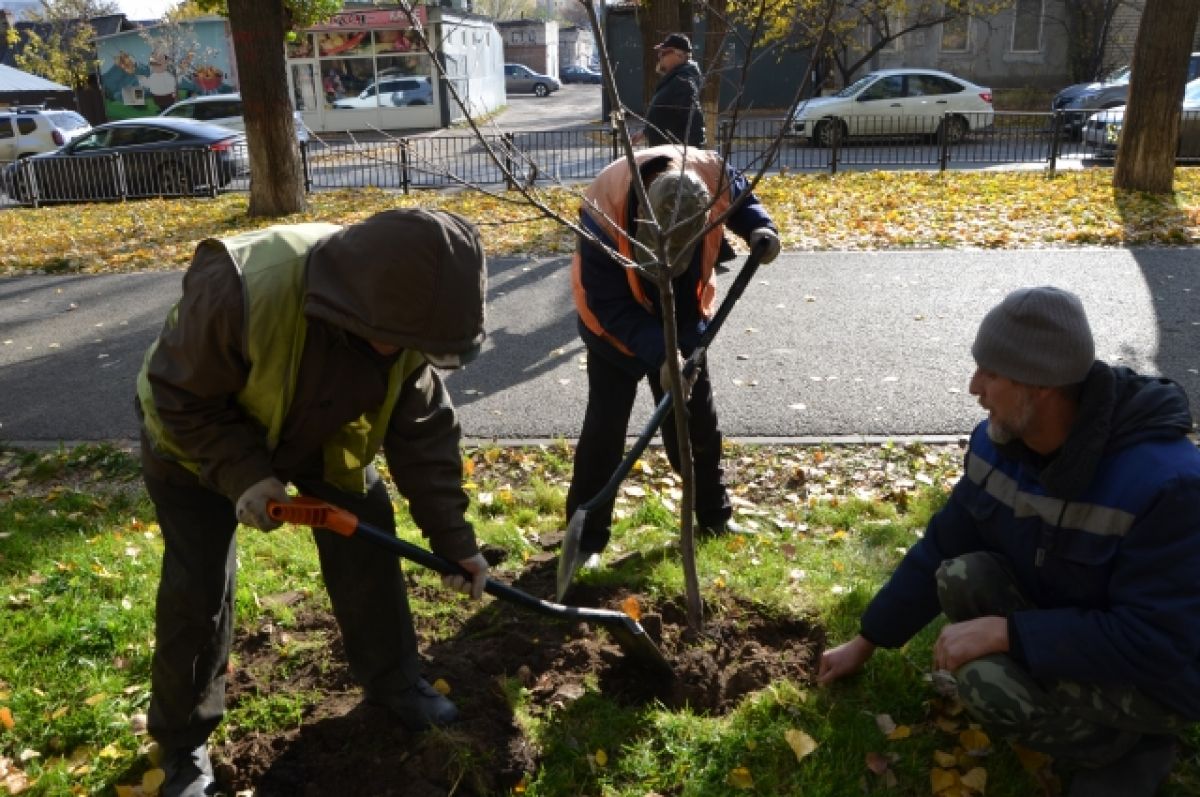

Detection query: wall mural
xmin=96 ymin=19 xmax=235 ymax=120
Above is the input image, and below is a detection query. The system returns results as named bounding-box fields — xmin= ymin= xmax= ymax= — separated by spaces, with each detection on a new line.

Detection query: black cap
xmin=654 ymin=33 xmax=692 ymax=52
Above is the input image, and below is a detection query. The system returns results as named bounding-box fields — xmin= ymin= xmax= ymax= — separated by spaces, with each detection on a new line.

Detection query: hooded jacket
xmin=137 ymin=209 xmax=486 ymax=561
xmin=861 ymin=362 xmax=1200 ymax=719
xmin=645 ymin=60 xmax=706 ymax=148
xmin=571 ymin=146 xmax=775 ymax=375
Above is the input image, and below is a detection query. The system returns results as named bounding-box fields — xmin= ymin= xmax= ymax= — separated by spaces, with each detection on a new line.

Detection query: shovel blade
xmin=556 ymin=508 xmax=587 ymax=602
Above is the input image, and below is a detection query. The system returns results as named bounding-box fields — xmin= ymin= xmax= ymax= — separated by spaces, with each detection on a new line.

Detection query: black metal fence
xmin=2 ymin=110 xmax=1195 ymax=207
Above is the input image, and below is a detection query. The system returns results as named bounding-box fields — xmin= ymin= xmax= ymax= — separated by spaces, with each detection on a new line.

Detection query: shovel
xmin=557 ymin=237 xmax=771 ymax=601
xmin=267 ymin=496 xmax=674 ymax=677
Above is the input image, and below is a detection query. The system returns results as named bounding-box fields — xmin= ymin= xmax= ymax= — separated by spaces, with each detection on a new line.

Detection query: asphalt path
xmin=2 ymin=247 xmax=1198 ymax=446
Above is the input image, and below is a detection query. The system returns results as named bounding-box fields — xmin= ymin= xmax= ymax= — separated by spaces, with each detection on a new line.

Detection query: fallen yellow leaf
xmin=84 ymin=693 xmax=106 ymax=707
xmin=933 ymin=749 xmax=958 ymax=767
xmin=931 ymin=766 xmax=960 ymax=794
xmin=886 ymin=724 xmax=911 ymax=741
xmin=726 ymin=766 xmax=754 ymax=789
xmin=1011 ymin=742 xmax=1052 ymax=773
xmin=431 ymin=678 xmax=451 ymax=696
xmin=959 ymin=727 xmax=991 ymax=753
xmin=784 ymin=728 xmax=817 ymax=762
xmin=961 ymin=767 xmax=987 ymax=792
xmin=593 ymin=749 xmax=607 ymax=767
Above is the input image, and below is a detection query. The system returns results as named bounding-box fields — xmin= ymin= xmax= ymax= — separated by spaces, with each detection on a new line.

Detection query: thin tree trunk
xmin=700 ymin=0 xmax=728 ymax=147
xmin=226 ymin=0 xmax=306 ymax=217
xmin=1112 ymin=0 xmax=1200 ymax=194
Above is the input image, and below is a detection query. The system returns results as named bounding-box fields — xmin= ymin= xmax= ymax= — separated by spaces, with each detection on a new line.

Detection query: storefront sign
xmin=308 ymin=6 xmax=427 ymax=31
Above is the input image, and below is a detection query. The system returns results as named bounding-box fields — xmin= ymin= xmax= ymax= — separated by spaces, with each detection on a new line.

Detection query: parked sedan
xmin=791 ymin=68 xmax=994 ymax=147
xmin=1054 ymin=53 xmax=1200 ymax=139
xmin=161 ymin=92 xmax=308 ymax=143
xmin=561 ymin=65 xmax=602 ymax=85
xmin=504 ymin=63 xmax=560 ymax=97
xmin=2 ymin=117 xmax=247 ymax=204
xmin=1084 ymin=77 xmax=1200 ymax=160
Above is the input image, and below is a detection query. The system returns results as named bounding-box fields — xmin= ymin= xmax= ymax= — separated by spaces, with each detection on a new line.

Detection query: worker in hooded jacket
xmin=136 ymin=209 xmax=490 ymax=797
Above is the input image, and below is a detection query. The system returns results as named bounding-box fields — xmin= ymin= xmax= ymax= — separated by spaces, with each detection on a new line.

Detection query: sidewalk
xmin=2 ymin=248 xmax=1197 ymax=447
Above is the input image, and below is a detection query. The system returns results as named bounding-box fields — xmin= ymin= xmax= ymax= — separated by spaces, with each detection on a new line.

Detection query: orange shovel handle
xmin=267 ymin=496 xmax=358 ymax=536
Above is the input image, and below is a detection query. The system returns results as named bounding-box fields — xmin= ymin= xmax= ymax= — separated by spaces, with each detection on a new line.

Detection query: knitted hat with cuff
xmin=971 ymin=286 xmax=1095 ymax=386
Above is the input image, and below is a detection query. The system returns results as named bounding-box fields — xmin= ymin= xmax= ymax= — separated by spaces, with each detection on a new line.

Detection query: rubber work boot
xmin=1067 ymin=734 xmax=1178 ymax=797
xmin=368 ymin=677 xmax=459 ymax=732
xmin=161 ymin=744 xmax=218 ymax=797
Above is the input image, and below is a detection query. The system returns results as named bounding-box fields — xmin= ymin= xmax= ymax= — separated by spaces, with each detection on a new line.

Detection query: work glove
xmin=748 ymin=227 xmax=781 ymax=264
xmin=235 ymin=476 xmax=288 ymax=531
xmin=659 ymin=352 xmax=698 ymax=403
xmin=442 ymin=552 xmax=490 ymax=600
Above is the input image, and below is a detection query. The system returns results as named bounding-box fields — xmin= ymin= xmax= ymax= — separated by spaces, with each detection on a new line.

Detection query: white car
xmin=1084 ymin=77 xmax=1200 ymax=160
xmin=331 ymin=76 xmax=433 ymax=109
xmin=0 ymin=107 xmax=91 ymax=161
xmin=160 ymin=93 xmax=308 ymax=144
xmin=792 ymin=68 xmax=994 ymax=147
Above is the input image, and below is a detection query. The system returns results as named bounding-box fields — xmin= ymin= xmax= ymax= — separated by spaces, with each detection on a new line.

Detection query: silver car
xmin=1084 ymin=77 xmax=1200 ymax=161
xmin=504 ymin=63 xmax=560 ymax=97
xmin=161 ymin=93 xmax=308 ymax=144
xmin=1053 ymin=53 xmax=1200 ymax=138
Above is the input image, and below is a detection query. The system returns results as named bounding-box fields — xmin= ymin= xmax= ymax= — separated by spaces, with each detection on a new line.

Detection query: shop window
xmin=375 ymin=30 xmax=423 ymax=54
xmin=318 ymin=30 xmax=371 ymax=58
xmin=287 ymin=33 xmax=315 ymax=58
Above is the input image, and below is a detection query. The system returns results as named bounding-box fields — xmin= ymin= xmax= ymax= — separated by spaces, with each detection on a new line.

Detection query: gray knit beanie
xmin=971 ymin=286 xmax=1095 ymax=386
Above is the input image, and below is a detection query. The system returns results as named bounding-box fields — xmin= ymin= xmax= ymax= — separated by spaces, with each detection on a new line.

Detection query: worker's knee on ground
xmin=936 ymin=551 xmax=1023 ymax=621
xmin=955 ymin=655 xmax=1042 ymax=732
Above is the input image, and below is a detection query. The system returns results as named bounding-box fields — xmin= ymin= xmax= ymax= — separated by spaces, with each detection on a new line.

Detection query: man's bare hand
xmin=817 ymin=635 xmax=876 ymax=685
xmin=933 ymin=616 xmax=1009 ymax=671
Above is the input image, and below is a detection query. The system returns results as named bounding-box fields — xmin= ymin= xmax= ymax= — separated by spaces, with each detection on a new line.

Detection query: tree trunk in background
xmin=700 ymin=0 xmax=728 ymax=147
xmin=1112 ymin=0 xmax=1200 ymax=194
xmin=638 ymin=0 xmax=685 ymax=115
xmin=226 ymin=0 xmax=307 ymax=217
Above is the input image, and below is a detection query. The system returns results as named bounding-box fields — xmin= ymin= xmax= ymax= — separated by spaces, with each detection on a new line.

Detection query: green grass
xmin=2 ymin=442 xmax=1196 ymax=796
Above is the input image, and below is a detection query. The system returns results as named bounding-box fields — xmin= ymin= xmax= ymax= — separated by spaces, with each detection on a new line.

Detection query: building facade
xmin=91 ymin=4 xmax=505 ymax=133
xmin=496 ymin=19 xmax=559 ymax=78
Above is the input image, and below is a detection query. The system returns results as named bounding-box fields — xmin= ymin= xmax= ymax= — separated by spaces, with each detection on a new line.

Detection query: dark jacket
xmin=861 ymin=362 xmax=1200 ymax=719
xmin=571 ymin=147 xmax=774 ymax=376
xmin=645 ymin=60 xmax=706 ymax=148
xmin=139 ymin=211 xmax=484 ymax=561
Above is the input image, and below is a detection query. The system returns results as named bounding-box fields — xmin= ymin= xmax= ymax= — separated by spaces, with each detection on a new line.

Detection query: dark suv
xmin=1053 ymin=52 xmax=1200 ymax=138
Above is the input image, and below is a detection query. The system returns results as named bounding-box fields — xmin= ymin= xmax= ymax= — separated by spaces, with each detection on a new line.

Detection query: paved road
xmin=2 ymin=247 xmax=1197 ymax=446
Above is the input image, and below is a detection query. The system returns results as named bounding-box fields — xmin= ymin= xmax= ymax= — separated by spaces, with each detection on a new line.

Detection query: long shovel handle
xmin=267 ymin=497 xmax=639 ymax=623
xmin=578 ymin=235 xmax=770 ymax=514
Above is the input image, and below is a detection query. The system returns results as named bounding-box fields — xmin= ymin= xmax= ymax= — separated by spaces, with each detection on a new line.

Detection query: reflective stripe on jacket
xmin=571 ymin=146 xmax=771 ymax=369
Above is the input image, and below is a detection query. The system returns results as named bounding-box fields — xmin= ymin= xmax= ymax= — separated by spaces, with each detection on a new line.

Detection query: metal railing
xmin=2 ymin=110 xmax=1195 ymax=207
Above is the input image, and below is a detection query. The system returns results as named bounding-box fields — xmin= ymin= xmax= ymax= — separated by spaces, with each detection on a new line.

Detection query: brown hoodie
xmin=140 ymin=209 xmax=486 ymax=561
xmin=305 ymin=208 xmax=487 ymax=355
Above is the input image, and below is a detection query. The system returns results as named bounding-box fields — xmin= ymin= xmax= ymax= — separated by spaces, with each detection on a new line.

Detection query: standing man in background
xmin=635 ymin=33 xmax=706 ymax=148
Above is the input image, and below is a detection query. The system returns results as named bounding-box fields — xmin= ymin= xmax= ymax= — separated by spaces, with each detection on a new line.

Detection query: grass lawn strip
xmin=2 ymin=170 xmax=1200 ymax=276
xmin=1 ymin=442 xmax=1196 ymax=795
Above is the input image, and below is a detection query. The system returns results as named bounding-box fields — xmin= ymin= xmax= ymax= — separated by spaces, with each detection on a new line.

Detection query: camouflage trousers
xmin=935 ymin=552 xmax=1188 ymax=767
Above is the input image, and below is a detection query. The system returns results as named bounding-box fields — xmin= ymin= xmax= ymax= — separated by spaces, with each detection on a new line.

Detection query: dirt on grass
xmin=217 ymin=552 xmax=822 ymax=796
